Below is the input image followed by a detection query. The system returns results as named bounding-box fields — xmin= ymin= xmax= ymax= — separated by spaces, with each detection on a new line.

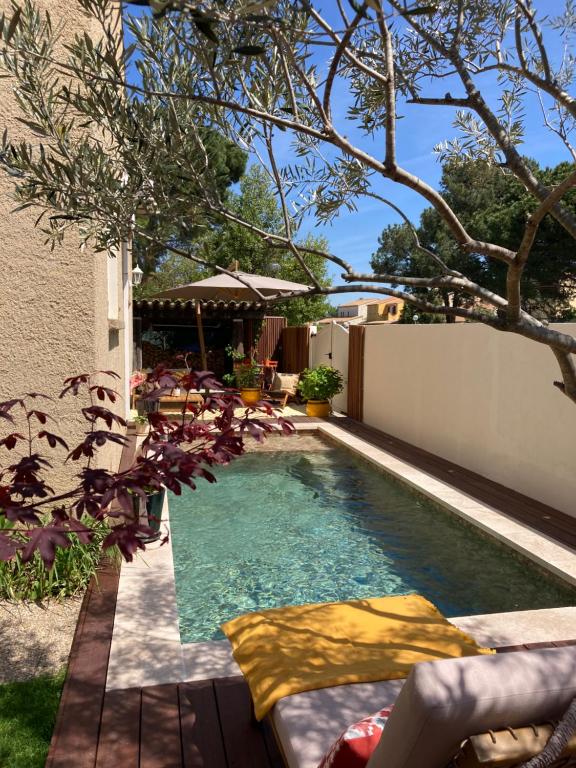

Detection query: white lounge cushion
xmin=271 ymin=680 xmax=404 ymax=768
xmin=367 ymin=645 xmax=576 ymax=768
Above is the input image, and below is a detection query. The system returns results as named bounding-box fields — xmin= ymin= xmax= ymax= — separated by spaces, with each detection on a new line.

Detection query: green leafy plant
xmin=235 ymin=360 xmax=260 ymax=389
xmin=299 ymin=366 xmax=344 ymax=402
xmin=133 ymin=414 xmax=148 ymax=425
xmin=225 ymin=344 xmax=247 ymax=363
xmin=0 ymin=518 xmax=111 ymax=601
xmin=222 ymin=372 xmax=237 ymax=388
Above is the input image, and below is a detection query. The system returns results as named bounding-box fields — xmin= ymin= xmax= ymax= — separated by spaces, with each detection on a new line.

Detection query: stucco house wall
xmin=363 ymin=323 xmax=576 ymax=517
xmin=0 ymin=0 xmax=130 ymax=482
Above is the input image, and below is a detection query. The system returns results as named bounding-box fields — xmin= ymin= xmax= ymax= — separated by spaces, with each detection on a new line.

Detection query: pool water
xmin=169 ymin=449 xmax=576 ymax=643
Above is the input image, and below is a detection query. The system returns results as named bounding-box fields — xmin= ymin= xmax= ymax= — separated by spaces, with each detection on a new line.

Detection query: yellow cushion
xmin=222 ymin=593 xmax=494 ymax=720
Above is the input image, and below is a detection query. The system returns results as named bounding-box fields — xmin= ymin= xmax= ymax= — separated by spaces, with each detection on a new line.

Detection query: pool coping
xmin=106 ymin=420 xmax=576 ymax=691
xmin=315 ymin=421 xmax=576 ymax=588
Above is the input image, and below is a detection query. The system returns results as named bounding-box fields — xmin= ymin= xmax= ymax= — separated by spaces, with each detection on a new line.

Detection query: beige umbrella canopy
xmin=153 ymin=271 xmax=313 ymax=303
xmin=152 ymin=271 xmax=313 ymax=369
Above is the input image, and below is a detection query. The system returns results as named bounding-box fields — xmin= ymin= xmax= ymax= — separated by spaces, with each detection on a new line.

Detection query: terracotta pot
xmin=306 ymin=400 xmax=331 ymax=418
xmin=240 ymin=387 xmax=261 ymax=405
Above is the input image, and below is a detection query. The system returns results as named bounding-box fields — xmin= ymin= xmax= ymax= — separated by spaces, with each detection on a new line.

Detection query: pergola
xmin=133 ymin=299 xmax=285 ymax=376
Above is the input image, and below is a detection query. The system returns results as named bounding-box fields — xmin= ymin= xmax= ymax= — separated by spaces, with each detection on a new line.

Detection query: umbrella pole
xmin=195 ymin=302 xmax=208 ymax=370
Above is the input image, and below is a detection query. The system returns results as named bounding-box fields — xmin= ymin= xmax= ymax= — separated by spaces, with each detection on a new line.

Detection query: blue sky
xmin=124 ymin=1 xmax=573 ymax=305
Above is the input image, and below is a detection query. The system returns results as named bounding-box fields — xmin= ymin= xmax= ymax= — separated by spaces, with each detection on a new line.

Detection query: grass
xmin=0 ymin=670 xmax=65 ymax=768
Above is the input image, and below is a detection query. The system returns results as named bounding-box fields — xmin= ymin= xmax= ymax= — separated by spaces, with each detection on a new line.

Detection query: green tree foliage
xmin=134 ymin=126 xmax=247 ymax=287
xmin=138 ymin=166 xmax=333 ymax=324
xmin=372 ymin=160 xmax=576 ymax=322
xmin=3 ymin=1 xmax=576 ymax=398
xmin=134 ymin=249 xmax=203 ymax=298
xmin=206 ymin=167 xmax=333 ymax=325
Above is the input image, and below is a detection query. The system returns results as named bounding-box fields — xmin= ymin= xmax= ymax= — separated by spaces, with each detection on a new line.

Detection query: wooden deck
xmin=95 ymin=677 xmax=283 ymax=768
xmin=46 ymin=417 xmax=576 ymax=767
xmin=45 ymin=560 xmax=283 ymax=768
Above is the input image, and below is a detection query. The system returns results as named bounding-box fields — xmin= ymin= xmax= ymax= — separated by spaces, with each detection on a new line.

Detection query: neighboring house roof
xmin=317 ymin=315 xmax=363 ymax=324
xmin=338 ymin=298 xmax=383 ymax=307
xmin=339 ymin=296 xmax=401 ymax=308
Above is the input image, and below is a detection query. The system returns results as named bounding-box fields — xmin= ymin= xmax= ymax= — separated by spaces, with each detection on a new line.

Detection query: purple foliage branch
xmin=0 ymin=369 xmax=294 ymax=566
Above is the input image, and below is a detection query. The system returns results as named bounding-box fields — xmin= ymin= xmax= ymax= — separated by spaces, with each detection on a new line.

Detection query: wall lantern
xmin=131 ymin=264 xmax=144 ymax=286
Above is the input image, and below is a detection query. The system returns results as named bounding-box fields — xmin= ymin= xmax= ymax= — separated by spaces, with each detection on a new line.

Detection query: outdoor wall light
xmin=132 ymin=264 xmax=144 ymax=286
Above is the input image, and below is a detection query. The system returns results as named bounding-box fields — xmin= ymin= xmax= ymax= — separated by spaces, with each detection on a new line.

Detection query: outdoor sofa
xmin=267 ymin=645 xmax=576 ymax=768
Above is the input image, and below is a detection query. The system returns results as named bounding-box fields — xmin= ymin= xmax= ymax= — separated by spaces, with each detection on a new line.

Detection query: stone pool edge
xmin=316 ymin=421 xmax=576 ymax=588
xmin=105 ymin=420 xmax=576 ymax=691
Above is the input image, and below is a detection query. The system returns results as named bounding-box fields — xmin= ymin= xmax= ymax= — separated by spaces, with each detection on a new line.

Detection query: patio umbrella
xmin=153 ymin=271 xmax=313 ymax=369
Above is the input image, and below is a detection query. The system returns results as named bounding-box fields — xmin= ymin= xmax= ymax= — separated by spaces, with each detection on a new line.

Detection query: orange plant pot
xmin=305 ymin=400 xmax=330 ymax=418
xmin=240 ymin=388 xmax=261 ymax=405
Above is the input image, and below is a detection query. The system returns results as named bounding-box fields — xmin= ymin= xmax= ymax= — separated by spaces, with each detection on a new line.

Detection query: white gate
xmin=309 ymin=322 xmax=349 ymax=413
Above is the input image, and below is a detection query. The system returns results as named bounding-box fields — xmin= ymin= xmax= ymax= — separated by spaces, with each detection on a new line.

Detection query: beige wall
xmin=0 ymin=0 xmax=128 ymax=479
xmin=363 ymin=323 xmax=576 ymax=516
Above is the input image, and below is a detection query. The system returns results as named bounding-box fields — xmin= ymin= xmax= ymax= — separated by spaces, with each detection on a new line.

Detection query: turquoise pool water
xmin=169 ymin=448 xmax=576 ymax=643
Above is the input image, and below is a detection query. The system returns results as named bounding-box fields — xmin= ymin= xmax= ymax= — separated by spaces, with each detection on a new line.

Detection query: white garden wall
xmin=363 ymin=323 xmax=576 ymax=517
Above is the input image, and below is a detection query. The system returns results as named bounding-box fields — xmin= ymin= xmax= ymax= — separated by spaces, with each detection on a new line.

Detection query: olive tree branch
xmin=514 ymin=0 xmax=551 ymax=83
xmin=386 ymin=0 xmax=576 ymax=241
xmin=264 ymin=128 xmax=322 ymax=289
xmin=322 ymin=4 xmax=365 ymax=122
xmin=507 ymin=169 xmax=576 ymax=321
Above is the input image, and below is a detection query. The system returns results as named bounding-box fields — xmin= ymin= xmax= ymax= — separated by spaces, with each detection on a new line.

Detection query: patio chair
xmin=268 ymin=645 xmax=576 ymax=768
xmin=264 ymin=372 xmax=301 ymax=409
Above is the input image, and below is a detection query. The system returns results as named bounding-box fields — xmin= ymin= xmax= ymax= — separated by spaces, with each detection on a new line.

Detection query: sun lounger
xmin=269 ymin=645 xmax=576 ymax=768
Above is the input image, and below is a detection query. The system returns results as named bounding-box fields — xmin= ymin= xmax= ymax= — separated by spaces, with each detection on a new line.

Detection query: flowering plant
xmin=129 ymin=370 xmax=147 ymax=391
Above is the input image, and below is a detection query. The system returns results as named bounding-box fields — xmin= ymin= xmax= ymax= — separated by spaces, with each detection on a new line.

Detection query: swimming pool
xmin=169 ymin=447 xmax=576 ymax=643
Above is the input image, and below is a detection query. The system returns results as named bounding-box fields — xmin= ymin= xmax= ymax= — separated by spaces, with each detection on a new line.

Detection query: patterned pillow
xmin=318 ymin=708 xmax=392 ymax=768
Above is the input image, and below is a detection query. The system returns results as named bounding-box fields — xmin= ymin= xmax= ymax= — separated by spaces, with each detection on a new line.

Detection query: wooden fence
xmin=347 ymin=325 xmax=365 ymax=421
xmin=281 ymin=326 xmax=310 ymax=373
xmin=256 ymin=316 xmax=287 ymax=362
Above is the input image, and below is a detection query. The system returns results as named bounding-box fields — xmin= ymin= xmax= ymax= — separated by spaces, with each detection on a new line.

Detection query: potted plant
xmin=132 ymin=414 xmax=149 ymax=435
xmin=299 ymin=365 xmax=344 ymax=418
xmin=236 ymin=359 xmax=261 ymax=404
xmin=132 ymin=486 xmax=166 ymax=543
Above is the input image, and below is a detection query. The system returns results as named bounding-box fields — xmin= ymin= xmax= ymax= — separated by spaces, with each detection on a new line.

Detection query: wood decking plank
xmin=214 ymin=676 xmax=273 ymax=768
xmin=260 ymin=717 xmax=287 ymax=768
xmin=95 ymin=687 xmax=141 ymax=768
xmin=140 ymin=684 xmax=183 ymax=768
xmin=495 ymin=644 xmax=530 ymax=653
xmin=179 ymin=681 xmax=227 ymax=768
xmin=46 ymin=561 xmax=120 ymax=768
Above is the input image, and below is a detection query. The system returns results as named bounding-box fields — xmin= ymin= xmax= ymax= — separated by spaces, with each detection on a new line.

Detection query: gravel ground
xmin=0 ymin=599 xmax=82 ymax=683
